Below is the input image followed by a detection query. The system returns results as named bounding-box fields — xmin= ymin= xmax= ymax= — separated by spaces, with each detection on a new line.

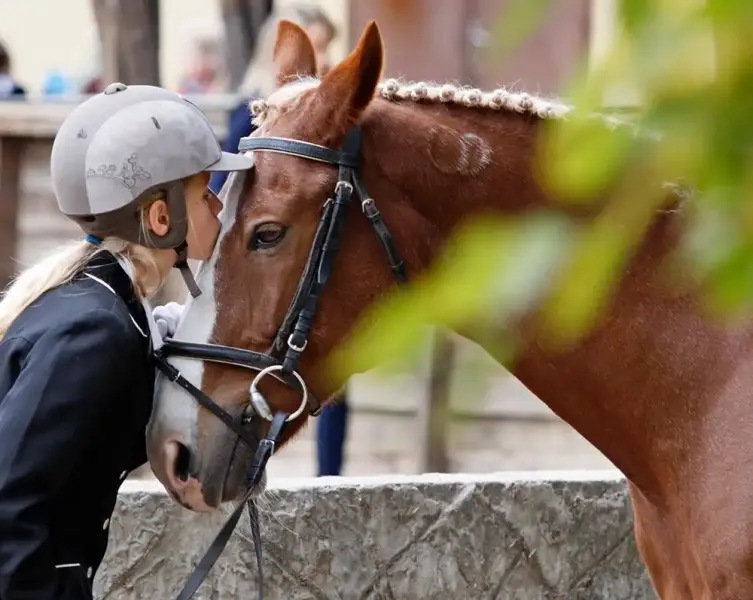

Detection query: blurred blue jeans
xmin=316 ymin=394 xmax=349 ymax=476
xmin=210 ymin=100 xmax=257 ymax=194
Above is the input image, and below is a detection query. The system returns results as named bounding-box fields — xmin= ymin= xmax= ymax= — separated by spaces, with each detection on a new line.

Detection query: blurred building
xmin=0 ymin=0 xmax=348 ymax=94
xmin=2 ymin=0 xmax=633 ymax=99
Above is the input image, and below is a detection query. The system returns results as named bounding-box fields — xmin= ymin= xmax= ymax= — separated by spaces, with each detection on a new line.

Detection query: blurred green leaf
xmin=618 ymin=0 xmax=653 ymax=34
xmin=540 ymin=170 xmax=667 ymax=348
xmin=706 ymin=242 xmax=753 ymax=315
xmin=329 ymin=0 xmax=753 ymax=389
xmin=539 ymin=112 xmax=638 ymax=201
xmin=326 ymin=212 xmax=572 ymax=382
xmin=488 ymin=0 xmax=554 ymax=59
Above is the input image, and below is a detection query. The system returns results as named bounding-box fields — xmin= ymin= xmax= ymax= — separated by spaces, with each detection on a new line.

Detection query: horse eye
xmin=250 ymin=223 xmax=286 ymax=250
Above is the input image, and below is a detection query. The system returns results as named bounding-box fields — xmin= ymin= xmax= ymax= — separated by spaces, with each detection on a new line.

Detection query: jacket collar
xmin=81 ymin=250 xmax=151 ymax=339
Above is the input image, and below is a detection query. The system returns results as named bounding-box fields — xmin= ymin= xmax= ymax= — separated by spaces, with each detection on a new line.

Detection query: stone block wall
xmin=96 ymin=473 xmax=657 ymax=599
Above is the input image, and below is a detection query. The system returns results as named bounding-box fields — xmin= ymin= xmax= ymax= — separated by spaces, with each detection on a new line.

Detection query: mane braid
xmin=247 ymin=76 xmax=687 ymax=213
xmin=250 ymin=77 xmax=572 ymax=122
xmin=250 ymin=76 xmax=647 ymax=137
xmin=376 ymin=78 xmax=573 ymax=119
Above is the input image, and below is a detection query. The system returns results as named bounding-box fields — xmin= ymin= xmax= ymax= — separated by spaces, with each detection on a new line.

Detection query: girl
xmin=0 ymin=82 xmax=253 ymax=600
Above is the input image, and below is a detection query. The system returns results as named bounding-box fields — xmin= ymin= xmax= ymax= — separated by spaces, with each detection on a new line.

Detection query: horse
xmin=147 ymin=18 xmax=753 ymax=600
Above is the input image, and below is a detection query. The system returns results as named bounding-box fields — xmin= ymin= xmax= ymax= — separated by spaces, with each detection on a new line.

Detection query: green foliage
xmin=327 ymin=213 xmax=572 ymax=381
xmin=487 ymin=0 xmax=554 ymax=58
xmin=329 ymin=0 xmax=753 ymax=381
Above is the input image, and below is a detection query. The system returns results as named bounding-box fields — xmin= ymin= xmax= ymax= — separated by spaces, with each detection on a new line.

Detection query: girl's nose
xmin=207 ymin=188 xmax=222 ymax=217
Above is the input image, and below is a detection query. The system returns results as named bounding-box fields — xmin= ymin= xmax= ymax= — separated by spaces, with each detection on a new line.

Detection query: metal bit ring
xmin=249 ymin=365 xmax=309 ymax=422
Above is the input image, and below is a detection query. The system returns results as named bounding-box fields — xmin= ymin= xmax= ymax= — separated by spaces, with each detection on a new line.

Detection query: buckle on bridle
xmin=287 ymin=333 xmax=307 ymax=353
xmin=335 ymin=180 xmax=353 ymax=194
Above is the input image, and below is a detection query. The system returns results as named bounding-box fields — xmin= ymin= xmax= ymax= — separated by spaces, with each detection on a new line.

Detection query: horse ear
xmin=273 ymin=20 xmax=318 ymax=88
xmin=316 ymin=21 xmax=384 ymax=129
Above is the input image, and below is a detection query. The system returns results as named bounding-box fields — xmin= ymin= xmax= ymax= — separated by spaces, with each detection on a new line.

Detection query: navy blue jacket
xmin=0 ymin=83 xmax=26 ymax=101
xmin=209 ymin=98 xmax=258 ymax=195
xmin=0 ymin=252 xmax=155 ymax=599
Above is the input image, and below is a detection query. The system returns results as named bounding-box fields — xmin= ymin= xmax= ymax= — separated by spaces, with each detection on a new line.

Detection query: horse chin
xmin=224 ymin=469 xmax=267 ymax=505
xmin=195 ymin=416 xmax=263 ymax=508
xmin=218 ymin=449 xmax=267 ymax=505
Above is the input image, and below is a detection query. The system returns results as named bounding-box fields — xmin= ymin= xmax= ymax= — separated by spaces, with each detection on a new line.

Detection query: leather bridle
xmin=153 ymin=124 xmax=407 ymax=600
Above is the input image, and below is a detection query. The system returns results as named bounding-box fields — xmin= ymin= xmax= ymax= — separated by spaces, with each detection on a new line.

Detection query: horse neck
xmin=359 ymin=98 xmax=753 ymax=499
xmin=359 ymin=99 xmax=551 ymax=240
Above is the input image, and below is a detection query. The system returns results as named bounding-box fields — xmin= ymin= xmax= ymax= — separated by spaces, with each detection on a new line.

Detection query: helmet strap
xmin=174 ymin=240 xmax=202 ymax=298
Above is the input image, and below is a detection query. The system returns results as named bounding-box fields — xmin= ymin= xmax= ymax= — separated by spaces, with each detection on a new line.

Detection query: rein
xmin=154 ymin=124 xmax=408 ymax=599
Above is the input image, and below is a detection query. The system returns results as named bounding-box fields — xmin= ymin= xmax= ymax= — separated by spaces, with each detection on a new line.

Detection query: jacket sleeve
xmin=0 ymin=309 xmax=141 ymax=600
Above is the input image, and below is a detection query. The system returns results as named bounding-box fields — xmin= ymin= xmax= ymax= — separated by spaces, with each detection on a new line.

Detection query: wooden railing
xmin=0 ymin=93 xmax=243 ymax=137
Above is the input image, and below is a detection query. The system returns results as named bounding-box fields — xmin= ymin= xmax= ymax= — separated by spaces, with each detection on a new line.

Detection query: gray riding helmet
xmin=52 ymin=83 xmax=186 ymax=216
xmin=51 ymin=82 xmax=253 ymax=297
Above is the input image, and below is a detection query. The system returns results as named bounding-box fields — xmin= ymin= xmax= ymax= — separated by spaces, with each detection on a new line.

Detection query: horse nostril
xmin=162 ymin=440 xmax=199 ymax=495
xmin=175 ymin=442 xmax=191 ymax=482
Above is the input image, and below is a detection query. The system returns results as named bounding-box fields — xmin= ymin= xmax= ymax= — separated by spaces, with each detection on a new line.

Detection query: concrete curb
xmin=96 ymin=472 xmax=657 ymax=599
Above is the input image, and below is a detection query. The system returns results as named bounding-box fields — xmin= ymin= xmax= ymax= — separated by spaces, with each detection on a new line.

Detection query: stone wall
xmin=96 ymin=473 xmax=657 ymax=600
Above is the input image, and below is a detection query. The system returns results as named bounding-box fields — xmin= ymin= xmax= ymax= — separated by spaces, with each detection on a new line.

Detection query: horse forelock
xmin=250 ymin=76 xmax=321 ymax=127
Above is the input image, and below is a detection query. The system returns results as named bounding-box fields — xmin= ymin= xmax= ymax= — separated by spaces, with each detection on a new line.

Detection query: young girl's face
xmin=184 ymin=172 xmax=222 ymax=261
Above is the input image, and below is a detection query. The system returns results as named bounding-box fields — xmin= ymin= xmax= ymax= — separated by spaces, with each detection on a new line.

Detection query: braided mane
xmin=250 ymin=77 xmax=573 ymax=123
xmin=375 ymin=78 xmax=573 ymax=119
xmin=249 ymin=76 xmax=643 ymax=138
xmin=249 ymin=77 xmax=638 ymax=134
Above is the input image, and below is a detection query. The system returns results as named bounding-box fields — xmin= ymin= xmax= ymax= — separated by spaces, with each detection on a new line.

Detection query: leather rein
xmin=153 ymin=125 xmax=407 ymax=599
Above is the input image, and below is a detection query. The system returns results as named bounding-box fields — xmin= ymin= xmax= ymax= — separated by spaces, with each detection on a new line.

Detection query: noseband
xmin=154 ymin=124 xmax=407 ymax=600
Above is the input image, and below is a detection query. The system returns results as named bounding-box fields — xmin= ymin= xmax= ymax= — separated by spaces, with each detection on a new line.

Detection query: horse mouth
xmin=216 ymin=433 xmax=266 ymax=506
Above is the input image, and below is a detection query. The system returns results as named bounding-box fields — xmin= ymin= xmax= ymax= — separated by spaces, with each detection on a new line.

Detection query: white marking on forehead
xmin=250 ymin=77 xmax=321 ymax=126
xmin=150 ymin=157 xmax=252 ymax=444
xmin=268 ymin=77 xmax=320 ymax=106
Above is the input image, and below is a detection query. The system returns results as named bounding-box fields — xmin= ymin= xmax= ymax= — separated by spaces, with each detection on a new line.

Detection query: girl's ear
xmin=146 ymin=198 xmax=171 ymax=237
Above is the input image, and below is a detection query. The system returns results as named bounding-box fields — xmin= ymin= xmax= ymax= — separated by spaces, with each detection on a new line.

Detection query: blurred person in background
xmin=80 ymin=44 xmax=104 ymax=95
xmin=177 ymin=30 xmax=227 ymax=95
xmin=0 ymin=40 xmax=26 ymax=100
xmin=209 ymin=4 xmax=348 ymax=478
xmin=208 ymin=4 xmax=337 ymax=195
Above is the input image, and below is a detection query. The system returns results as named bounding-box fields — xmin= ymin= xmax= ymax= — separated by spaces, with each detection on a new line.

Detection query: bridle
xmin=152 ymin=124 xmax=407 ymax=600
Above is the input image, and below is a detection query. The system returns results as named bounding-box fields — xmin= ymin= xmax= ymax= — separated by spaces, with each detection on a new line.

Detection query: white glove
xmin=152 ymin=301 xmax=185 ymax=339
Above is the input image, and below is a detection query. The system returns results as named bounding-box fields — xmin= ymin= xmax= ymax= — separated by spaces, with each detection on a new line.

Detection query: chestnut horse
xmin=148 ymin=19 xmax=753 ymax=600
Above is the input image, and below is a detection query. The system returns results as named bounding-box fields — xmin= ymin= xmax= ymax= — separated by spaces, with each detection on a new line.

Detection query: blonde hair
xmin=0 ymin=192 xmax=169 ymax=340
xmin=238 ymin=3 xmax=337 ymax=98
